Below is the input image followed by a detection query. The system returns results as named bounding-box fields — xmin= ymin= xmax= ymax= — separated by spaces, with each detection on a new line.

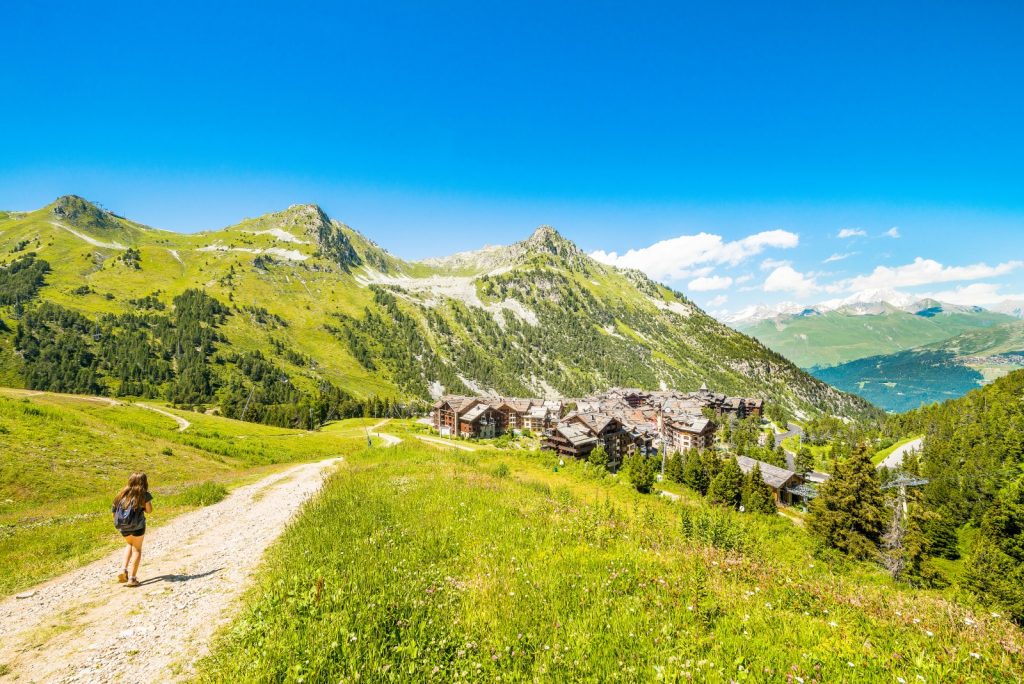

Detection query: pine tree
xmin=682 ymin=449 xmax=709 ymax=495
xmin=742 ymin=463 xmax=777 ymax=514
xmin=795 ymin=445 xmax=814 ymax=475
xmin=808 ymin=443 xmax=887 ymax=560
xmin=625 ymin=454 xmax=658 ymax=493
xmin=708 ymin=456 xmax=743 ymax=509
xmin=665 ymin=452 xmax=686 ymax=483
xmin=923 ymin=506 xmax=960 ymax=560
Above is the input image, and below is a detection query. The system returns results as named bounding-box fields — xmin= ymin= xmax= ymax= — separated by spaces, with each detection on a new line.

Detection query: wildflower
xmin=964 ymin=617 xmax=975 ymax=626
xmin=847 ymin=662 xmax=855 ymax=668
xmin=970 ymin=652 xmax=981 ymax=659
xmin=925 ymin=630 xmax=933 ymax=637
xmin=828 ymin=621 xmax=838 ymax=628
xmin=897 ymin=678 xmax=906 ymax=683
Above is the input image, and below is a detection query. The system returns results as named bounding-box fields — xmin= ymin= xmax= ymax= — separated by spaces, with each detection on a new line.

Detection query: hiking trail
xmin=0 ymin=458 xmax=339 ymax=683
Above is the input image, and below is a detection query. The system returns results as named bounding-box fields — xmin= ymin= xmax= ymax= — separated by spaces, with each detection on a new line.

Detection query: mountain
xmin=0 ymin=196 xmax=878 ymax=425
xmin=735 ymin=294 xmax=1014 ymax=369
xmin=813 ymin=319 xmax=1024 ymax=412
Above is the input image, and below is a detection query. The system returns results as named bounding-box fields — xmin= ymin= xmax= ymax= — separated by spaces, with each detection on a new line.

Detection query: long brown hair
xmin=114 ymin=472 xmax=149 ymax=510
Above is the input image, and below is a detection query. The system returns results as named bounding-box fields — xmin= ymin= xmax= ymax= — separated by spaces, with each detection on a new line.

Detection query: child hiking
xmin=112 ymin=472 xmax=153 ymax=587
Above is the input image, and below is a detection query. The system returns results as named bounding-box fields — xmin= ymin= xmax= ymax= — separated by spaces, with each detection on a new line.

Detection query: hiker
xmin=112 ymin=472 xmax=153 ymax=587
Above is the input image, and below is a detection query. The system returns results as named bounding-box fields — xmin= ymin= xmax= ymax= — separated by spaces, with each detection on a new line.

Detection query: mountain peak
xmin=521 ymin=225 xmax=583 ymax=257
xmin=50 ymin=195 xmax=109 ymax=223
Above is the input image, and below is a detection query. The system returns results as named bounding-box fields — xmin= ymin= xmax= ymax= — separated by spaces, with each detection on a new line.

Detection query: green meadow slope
xmin=0 ymin=195 xmax=877 ymax=422
xmin=741 ymin=307 xmax=1012 ymax=369
xmin=195 ymin=432 xmax=1023 ymax=682
xmin=813 ymin=321 xmax=1024 ymax=412
xmin=0 ymin=387 xmax=377 ymax=595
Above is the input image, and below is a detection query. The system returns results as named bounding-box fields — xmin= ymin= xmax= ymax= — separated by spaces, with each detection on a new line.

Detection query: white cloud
xmin=918 ymin=283 xmax=1024 ymax=307
xmin=707 ymin=294 xmax=728 ymax=307
xmin=763 ymin=266 xmax=819 ymax=296
xmin=885 ymin=226 xmax=901 ymax=238
xmin=688 ymin=275 xmax=733 ymax=291
xmin=590 ymin=229 xmax=799 ymax=281
xmin=845 ymin=257 xmax=1023 ymax=291
xmin=838 ymin=228 xmax=867 ymax=239
xmin=735 ymin=274 xmax=754 ymax=284
xmin=823 ymin=252 xmax=855 ymax=264
xmin=760 ymin=258 xmax=790 ymax=270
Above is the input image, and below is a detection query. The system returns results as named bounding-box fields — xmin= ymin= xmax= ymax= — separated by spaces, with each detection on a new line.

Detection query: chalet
xmin=735 ymin=456 xmax=804 ymax=505
xmin=458 ymin=403 xmax=501 ymax=438
xmin=493 ymin=399 xmax=533 ymax=432
xmin=432 ymin=396 xmax=481 ymax=436
xmin=523 ymin=405 xmax=550 ymax=432
xmin=661 ymin=414 xmax=716 ymax=453
xmin=543 ymin=423 xmax=599 ymax=459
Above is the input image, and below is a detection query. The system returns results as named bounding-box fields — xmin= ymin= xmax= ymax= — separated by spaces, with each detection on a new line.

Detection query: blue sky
xmin=2 ymin=1 xmax=1023 ymax=315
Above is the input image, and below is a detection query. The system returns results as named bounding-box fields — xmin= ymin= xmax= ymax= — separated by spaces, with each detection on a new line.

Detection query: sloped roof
xmin=735 ymin=455 xmax=800 ymax=490
xmin=461 ymin=404 xmax=491 ymax=423
xmin=556 ymin=424 xmax=599 ymax=447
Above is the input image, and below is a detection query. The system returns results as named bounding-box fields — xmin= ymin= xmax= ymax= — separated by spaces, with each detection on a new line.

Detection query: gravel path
xmin=0 ymin=458 xmax=339 ymax=683
xmin=135 ymin=403 xmax=191 ymax=432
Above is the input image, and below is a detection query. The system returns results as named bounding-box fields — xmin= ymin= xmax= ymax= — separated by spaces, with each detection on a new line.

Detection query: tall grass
xmin=197 ymin=444 xmax=1023 ymax=682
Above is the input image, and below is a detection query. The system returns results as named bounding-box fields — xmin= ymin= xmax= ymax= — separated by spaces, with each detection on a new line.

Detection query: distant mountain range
xmin=731 ymin=290 xmax=1023 ymax=411
xmin=0 ymin=196 xmax=876 ymax=425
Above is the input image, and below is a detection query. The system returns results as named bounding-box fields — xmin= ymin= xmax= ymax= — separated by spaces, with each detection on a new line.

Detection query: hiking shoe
xmin=125 ymin=578 xmax=141 ymax=588
xmin=117 ymin=570 xmax=128 ymax=583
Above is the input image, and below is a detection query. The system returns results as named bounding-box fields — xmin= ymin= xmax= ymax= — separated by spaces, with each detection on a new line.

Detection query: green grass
xmin=196 ymin=443 xmax=1023 ymax=682
xmin=0 ymin=388 xmax=371 ymax=596
xmin=781 ymin=435 xmax=833 ymax=471
xmin=872 ymin=436 xmax=922 ymax=466
xmin=172 ymin=481 xmax=229 ymax=507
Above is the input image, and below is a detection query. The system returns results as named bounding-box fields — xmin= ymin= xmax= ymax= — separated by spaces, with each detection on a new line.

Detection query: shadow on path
xmin=137 ymin=568 xmax=222 ymax=586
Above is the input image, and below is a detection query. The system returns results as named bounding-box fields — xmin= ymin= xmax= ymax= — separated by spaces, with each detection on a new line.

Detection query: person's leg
xmin=128 ymin=535 xmax=144 ymax=582
xmin=119 ymin=541 xmax=131 ymax=582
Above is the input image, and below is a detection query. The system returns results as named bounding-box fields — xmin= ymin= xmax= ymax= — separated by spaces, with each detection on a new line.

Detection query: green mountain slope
xmin=0 ymin=196 xmax=878 ymax=423
xmin=740 ymin=306 xmax=1013 ymax=369
xmin=812 ymin=320 xmax=1024 ymax=412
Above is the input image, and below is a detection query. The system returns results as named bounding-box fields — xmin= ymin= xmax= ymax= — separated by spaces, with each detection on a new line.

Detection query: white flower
xmin=828 ymin=621 xmax=838 ymax=628
xmin=970 ymin=652 xmax=981 ymax=660
xmin=897 ymin=678 xmax=906 ymax=683
xmin=847 ymin=661 xmax=855 ymax=668
xmin=925 ymin=630 xmax=933 ymax=637
xmin=964 ymin=617 xmax=975 ymax=626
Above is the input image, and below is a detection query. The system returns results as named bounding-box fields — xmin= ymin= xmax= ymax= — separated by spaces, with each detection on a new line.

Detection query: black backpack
xmin=114 ymin=500 xmax=145 ymax=532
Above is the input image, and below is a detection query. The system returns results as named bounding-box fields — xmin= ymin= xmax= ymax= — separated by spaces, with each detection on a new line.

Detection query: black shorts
xmin=120 ymin=527 xmax=145 ymax=538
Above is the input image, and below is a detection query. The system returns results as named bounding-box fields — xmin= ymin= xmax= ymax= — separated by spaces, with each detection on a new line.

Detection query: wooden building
xmin=660 ymin=414 xmax=716 ymax=453
xmin=735 ymin=455 xmax=803 ymax=505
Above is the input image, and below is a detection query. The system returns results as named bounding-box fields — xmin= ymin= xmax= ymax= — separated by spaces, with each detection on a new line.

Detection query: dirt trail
xmin=368 ymin=419 xmax=402 ymax=446
xmin=135 ymin=402 xmax=191 ymax=431
xmin=0 ymin=458 xmax=339 ymax=683
xmin=416 ymin=435 xmax=478 ymax=452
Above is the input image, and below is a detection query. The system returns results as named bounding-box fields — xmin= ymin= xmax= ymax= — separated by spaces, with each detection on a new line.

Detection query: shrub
xmin=587 ymin=445 xmax=609 ymax=471
xmin=680 ymin=507 xmax=745 ymax=552
xmin=493 ymin=462 xmax=510 ymax=479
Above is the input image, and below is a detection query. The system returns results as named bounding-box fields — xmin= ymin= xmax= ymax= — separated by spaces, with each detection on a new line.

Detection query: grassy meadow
xmin=0 ymin=388 xmax=378 ymax=595
xmin=196 ymin=432 xmax=1023 ymax=683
